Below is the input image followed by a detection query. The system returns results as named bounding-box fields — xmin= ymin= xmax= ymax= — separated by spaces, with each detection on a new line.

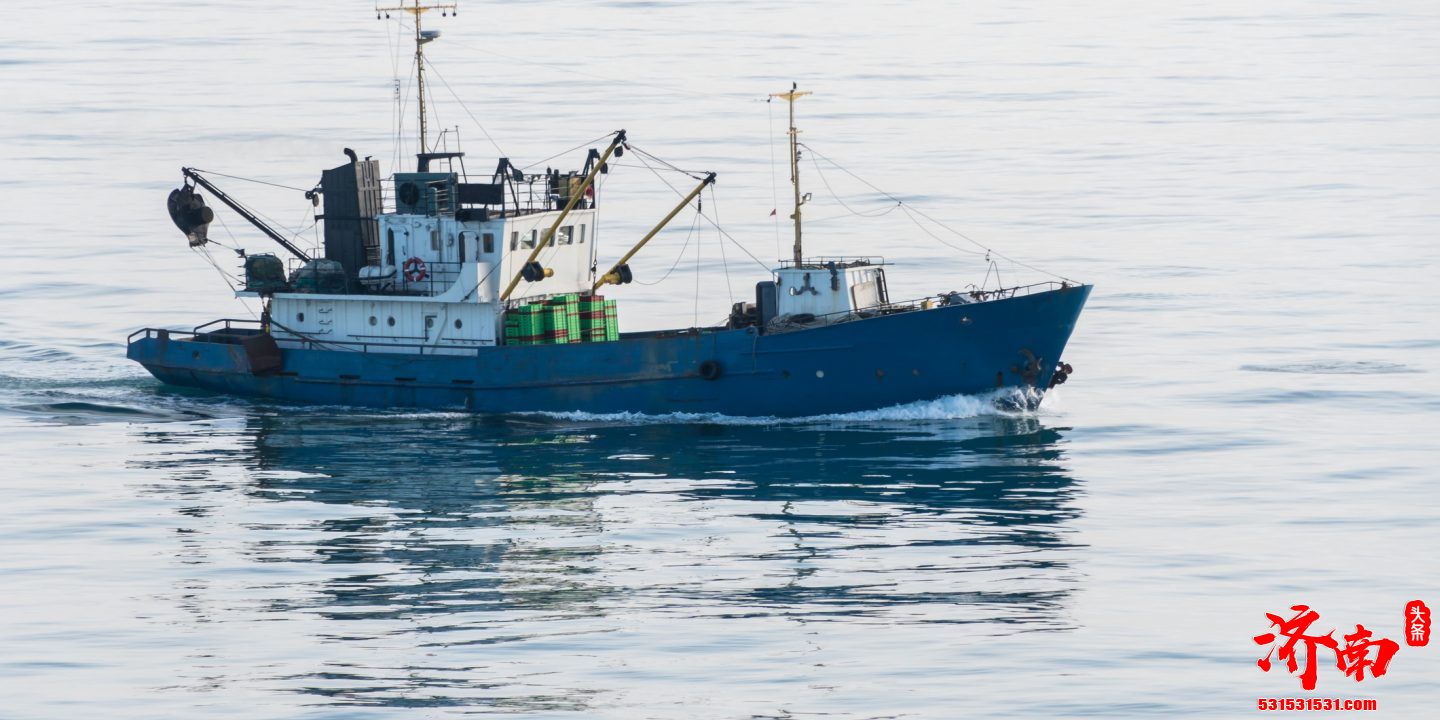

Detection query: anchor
xmin=1010 ymin=348 xmax=1044 ymax=387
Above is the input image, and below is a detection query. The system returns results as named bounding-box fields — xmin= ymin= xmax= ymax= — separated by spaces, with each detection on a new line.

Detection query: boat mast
xmin=376 ymin=1 xmax=456 ymax=156
xmin=770 ymin=83 xmax=811 ymax=265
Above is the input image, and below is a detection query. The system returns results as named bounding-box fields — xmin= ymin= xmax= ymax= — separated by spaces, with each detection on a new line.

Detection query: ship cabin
xmin=238 ymin=149 xmax=892 ymax=355
xmin=238 ymin=150 xmax=612 ymax=354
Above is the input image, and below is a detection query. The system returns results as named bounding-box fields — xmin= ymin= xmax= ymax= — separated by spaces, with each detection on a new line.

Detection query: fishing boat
xmin=127 ymin=2 xmax=1091 ymax=418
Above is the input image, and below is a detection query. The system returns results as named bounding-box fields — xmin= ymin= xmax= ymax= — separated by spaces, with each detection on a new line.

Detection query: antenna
xmin=769 ymin=82 xmax=811 ymax=265
xmin=376 ymin=1 xmax=457 ymax=158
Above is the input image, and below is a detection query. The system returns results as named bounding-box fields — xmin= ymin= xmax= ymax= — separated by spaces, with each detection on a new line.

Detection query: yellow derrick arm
xmin=593 ymin=172 xmax=716 ymax=292
xmin=500 ymin=130 xmax=627 ymax=301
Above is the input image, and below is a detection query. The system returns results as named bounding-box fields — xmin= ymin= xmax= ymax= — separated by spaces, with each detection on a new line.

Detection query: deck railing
xmin=130 ymin=281 xmax=1077 ymax=350
xmin=762 ymin=281 xmax=1075 ymax=333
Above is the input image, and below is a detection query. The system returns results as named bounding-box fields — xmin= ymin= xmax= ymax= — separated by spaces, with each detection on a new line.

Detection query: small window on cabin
xmin=559 ymin=226 xmax=573 ymax=245
xmin=522 ymin=229 xmax=537 ymax=249
xmin=578 ymin=224 xmax=586 ymax=244
xmin=483 ymin=232 xmax=495 ymax=254
xmin=430 ymin=229 xmax=440 ymax=252
xmin=386 ymin=228 xmax=396 ymax=265
xmin=510 ymin=231 xmax=519 ymax=251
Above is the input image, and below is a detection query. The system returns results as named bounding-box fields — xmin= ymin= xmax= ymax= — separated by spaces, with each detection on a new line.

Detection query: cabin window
xmin=521 ymin=229 xmax=537 ymax=249
xmin=424 ymin=315 xmax=436 ymax=330
xmin=430 ymin=228 xmax=440 ymax=252
xmin=296 ymin=312 xmax=305 ymax=322
xmin=559 ymin=226 xmax=573 ymax=245
xmin=510 ymin=231 xmax=519 ymax=251
xmin=368 ymin=316 xmax=377 ymax=326
xmin=578 ymin=224 xmax=586 ymax=244
xmin=387 ymin=316 xmax=395 ymax=327
xmin=483 ymin=232 xmax=495 ymax=254
xmin=386 ymin=229 xmax=396 ymax=265
xmin=454 ymin=319 xmax=463 ymax=329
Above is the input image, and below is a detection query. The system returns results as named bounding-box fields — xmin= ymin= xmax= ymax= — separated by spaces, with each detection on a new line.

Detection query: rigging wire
xmin=394 ymin=52 xmax=418 ymax=173
xmin=799 ymin=142 xmax=1074 ymax=283
xmin=422 ymin=57 xmax=507 ymax=158
xmin=383 ymin=15 xmax=751 ymax=103
xmin=384 ymin=16 xmax=401 ymax=174
xmin=424 ymin=69 xmax=443 ymax=154
xmin=373 ymin=13 xmax=1067 ymax=287
xmin=519 ymin=133 xmax=614 ymax=172
xmin=767 ymin=97 xmax=782 ymax=260
xmin=189 ymin=243 xmax=261 ymax=323
xmin=805 ymin=204 xmax=903 ymax=224
xmin=693 ymin=193 xmax=703 ymax=327
xmin=710 ymin=184 xmax=734 ymax=305
xmin=624 ymin=144 xmax=707 ymax=181
xmin=630 ymin=148 xmax=772 ymax=273
xmin=805 ymin=153 xmax=903 ymax=221
xmin=633 ymin=211 xmax=700 ymax=286
xmin=187 ymin=169 xmax=310 ymax=193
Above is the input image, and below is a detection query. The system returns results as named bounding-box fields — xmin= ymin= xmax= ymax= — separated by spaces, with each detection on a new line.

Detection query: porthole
xmin=296 ymin=312 xmax=305 ymax=322
xmin=387 ymin=317 xmax=396 ymax=327
xmin=369 ymin=316 xmax=377 ymax=326
xmin=454 ymin=319 xmax=463 ymax=329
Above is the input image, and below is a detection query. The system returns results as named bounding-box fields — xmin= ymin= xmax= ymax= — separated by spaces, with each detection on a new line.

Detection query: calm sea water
xmin=3 ymin=1 xmax=1439 ymax=717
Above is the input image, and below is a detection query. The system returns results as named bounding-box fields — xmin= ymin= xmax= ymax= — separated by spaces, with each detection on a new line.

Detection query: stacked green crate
xmin=603 ymin=299 xmax=618 ymax=341
xmin=578 ymin=295 xmax=606 ymax=342
xmin=578 ymin=295 xmax=619 ymax=342
xmin=545 ymin=303 xmax=571 ymax=344
xmin=509 ymin=303 xmax=552 ymax=345
xmin=511 ymin=296 xmax=613 ymax=345
xmin=504 ymin=305 xmax=547 ymax=346
xmin=541 ymin=295 xmax=573 ymax=345
xmin=541 ymin=295 xmax=576 ymax=345
xmin=545 ymin=294 xmax=581 ymax=343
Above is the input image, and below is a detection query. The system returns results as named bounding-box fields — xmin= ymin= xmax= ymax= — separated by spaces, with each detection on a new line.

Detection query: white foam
xmin=529 ymin=387 xmax=1051 ymax=426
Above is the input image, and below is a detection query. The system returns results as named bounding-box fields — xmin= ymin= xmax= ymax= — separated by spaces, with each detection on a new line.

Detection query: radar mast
xmin=376 ymin=1 xmax=457 ymax=154
xmin=770 ymin=83 xmax=812 ymax=265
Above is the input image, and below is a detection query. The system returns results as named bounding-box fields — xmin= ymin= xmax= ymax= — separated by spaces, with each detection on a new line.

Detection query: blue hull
xmin=127 ymin=285 xmax=1090 ymax=417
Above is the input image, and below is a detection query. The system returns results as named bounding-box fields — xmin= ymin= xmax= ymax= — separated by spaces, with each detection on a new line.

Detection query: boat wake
xmin=529 ymin=387 xmax=1053 ymax=426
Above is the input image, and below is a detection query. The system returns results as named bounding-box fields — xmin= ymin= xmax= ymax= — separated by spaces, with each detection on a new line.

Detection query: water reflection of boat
xmin=130 ymin=411 xmax=1083 ymax=709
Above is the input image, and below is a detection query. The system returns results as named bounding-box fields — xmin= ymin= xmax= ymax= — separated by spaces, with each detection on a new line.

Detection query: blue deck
xmin=127 ymin=285 xmax=1091 ymax=417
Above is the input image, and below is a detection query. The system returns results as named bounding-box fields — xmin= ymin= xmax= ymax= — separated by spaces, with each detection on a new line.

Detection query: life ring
xmin=698 ymin=360 xmax=723 ymax=381
xmin=403 ymin=256 xmax=428 ymax=282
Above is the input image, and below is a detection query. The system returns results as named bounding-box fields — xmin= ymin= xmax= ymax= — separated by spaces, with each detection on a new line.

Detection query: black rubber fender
xmin=698 ymin=360 xmax=723 ymax=381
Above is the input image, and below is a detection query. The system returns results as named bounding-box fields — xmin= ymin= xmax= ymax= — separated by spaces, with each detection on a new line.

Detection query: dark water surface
xmin=4 ymin=1 xmax=1440 ymax=717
